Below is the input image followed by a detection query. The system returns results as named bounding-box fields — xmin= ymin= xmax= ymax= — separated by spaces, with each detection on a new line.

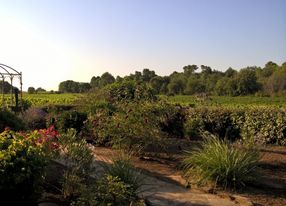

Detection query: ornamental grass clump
xmin=103 ymin=152 xmax=142 ymax=193
xmin=182 ymin=134 xmax=260 ymax=189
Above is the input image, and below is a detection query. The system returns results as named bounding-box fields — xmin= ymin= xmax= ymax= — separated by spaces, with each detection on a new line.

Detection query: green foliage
xmin=103 ymin=153 xmax=142 ymax=193
xmin=105 ymin=80 xmax=156 ymax=102
xmin=59 ymin=80 xmax=91 ymax=93
xmin=57 ymin=129 xmax=94 ymax=199
xmin=0 ymin=93 xmax=81 ymax=107
xmin=234 ymin=108 xmax=286 ymax=145
xmin=0 ymin=127 xmax=59 ymax=203
xmin=184 ymin=107 xmax=286 ymax=145
xmin=184 ymin=107 xmax=241 ymax=141
xmin=88 ymin=102 xmax=167 ymax=152
xmin=163 ymin=95 xmax=286 ymax=107
xmin=0 ymin=109 xmax=26 ymax=131
xmin=58 ymin=129 xmax=94 ymax=172
xmin=59 ymin=131 xmax=142 ymax=206
xmin=182 ymin=135 xmax=260 ymax=188
xmin=167 ymin=73 xmax=187 ymax=95
xmin=265 ymin=67 xmax=286 ymax=95
xmin=96 ymin=175 xmax=138 ymax=205
xmin=235 ymin=68 xmax=260 ymax=95
xmin=150 ymin=76 xmax=169 ymax=94
xmin=184 ymin=77 xmax=206 ymax=95
xmin=48 ymin=110 xmax=87 ymax=133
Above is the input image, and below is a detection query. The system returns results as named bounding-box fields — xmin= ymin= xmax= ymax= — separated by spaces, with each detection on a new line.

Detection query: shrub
xmin=0 ymin=127 xmax=59 ymax=203
xmin=184 ymin=107 xmax=241 ymax=141
xmin=57 ymin=129 xmax=94 ymax=199
xmin=96 ymin=175 xmax=139 ymax=205
xmin=0 ymin=109 xmax=26 ymax=131
xmin=182 ymin=134 xmax=260 ymax=188
xmin=48 ymin=110 xmax=87 ymax=133
xmin=149 ymin=101 xmax=186 ymax=138
xmin=184 ymin=107 xmax=286 ymax=145
xmin=88 ymin=102 xmax=168 ymax=152
xmin=103 ymin=152 xmax=142 ymax=192
xmin=234 ymin=107 xmax=286 ymax=145
xmin=20 ymin=107 xmax=47 ymax=129
xmin=79 ymin=80 xmax=156 ymax=111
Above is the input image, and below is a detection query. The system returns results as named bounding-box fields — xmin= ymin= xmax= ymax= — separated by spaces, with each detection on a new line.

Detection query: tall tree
xmin=27 ymin=87 xmax=36 ymax=94
xmin=183 ymin=65 xmax=198 ymax=76
xmin=142 ymin=68 xmax=156 ymax=82
xmin=100 ymin=72 xmax=115 ymax=87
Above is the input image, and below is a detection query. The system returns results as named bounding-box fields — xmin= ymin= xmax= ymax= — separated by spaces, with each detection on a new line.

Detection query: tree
xmin=236 ymin=68 xmax=260 ymax=95
xmin=90 ymin=76 xmax=100 ymax=88
xmin=265 ymin=68 xmax=286 ymax=95
xmin=150 ymin=76 xmax=164 ymax=94
xmin=142 ymin=68 xmax=156 ymax=82
xmin=79 ymin=83 xmax=91 ymax=93
xmin=167 ymin=74 xmax=186 ymax=95
xmin=183 ymin=65 xmax=198 ymax=76
xmin=36 ymin=87 xmax=46 ymax=93
xmin=0 ymin=81 xmax=14 ymax=94
xmin=184 ymin=77 xmax=206 ymax=95
xmin=224 ymin=67 xmax=237 ymax=77
xmin=100 ymin=72 xmax=115 ymax=87
xmin=201 ymin=65 xmax=212 ymax=75
xmin=215 ymin=77 xmax=237 ymax=96
xmin=59 ymin=80 xmax=79 ymax=93
xmin=27 ymin=87 xmax=36 ymax=94
xmin=260 ymin=61 xmax=278 ymax=78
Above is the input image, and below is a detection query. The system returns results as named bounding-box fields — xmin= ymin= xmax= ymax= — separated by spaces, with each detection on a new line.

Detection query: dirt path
xmin=92 ymin=147 xmax=252 ymax=206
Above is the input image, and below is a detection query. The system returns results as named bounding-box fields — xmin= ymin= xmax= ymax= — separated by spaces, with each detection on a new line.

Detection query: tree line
xmin=55 ymin=60 xmax=286 ymax=96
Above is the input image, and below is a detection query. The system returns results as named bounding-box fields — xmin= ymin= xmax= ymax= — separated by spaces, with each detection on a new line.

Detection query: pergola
xmin=0 ymin=63 xmax=23 ymax=110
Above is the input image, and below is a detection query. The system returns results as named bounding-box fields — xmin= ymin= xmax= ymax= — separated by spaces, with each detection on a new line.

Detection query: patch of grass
xmin=182 ymin=134 xmax=260 ymax=189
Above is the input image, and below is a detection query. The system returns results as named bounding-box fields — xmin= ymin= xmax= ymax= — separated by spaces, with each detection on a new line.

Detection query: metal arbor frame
xmin=0 ymin=63 xmax=23 ymax=110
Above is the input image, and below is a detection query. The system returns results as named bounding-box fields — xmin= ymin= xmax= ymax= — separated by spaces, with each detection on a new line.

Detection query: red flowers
xmin=39 ymin=125 xmax=59 ymax=139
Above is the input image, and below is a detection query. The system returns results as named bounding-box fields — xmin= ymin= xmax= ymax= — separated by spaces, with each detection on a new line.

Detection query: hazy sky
xmin=0 ymin=0 xmax=285 ymax=91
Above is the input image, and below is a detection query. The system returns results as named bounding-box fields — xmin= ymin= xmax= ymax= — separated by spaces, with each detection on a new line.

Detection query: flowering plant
xmin=0 ymin=126 xmax=60 ymax=202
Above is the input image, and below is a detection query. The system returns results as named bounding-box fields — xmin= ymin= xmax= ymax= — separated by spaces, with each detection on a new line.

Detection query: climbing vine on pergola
xmin=0 ymin=63 xmax=23 ymax=110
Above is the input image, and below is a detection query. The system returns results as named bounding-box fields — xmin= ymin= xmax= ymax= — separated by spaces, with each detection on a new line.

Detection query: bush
xmin=182 ymin=134 xmax=260 ymax=188
xmin=85 ymin=102 xmax=169 ymax=152
xmin=20 ymin=107 xmax=47 ymax=129
xmin=79 ymin=80 xmax=156 ymax=112
xmin=149 ymin=102 xmax=186 ymax=138
xmin=104 ymin=152 xmax=142 ymax=192
xmin=0 ymin=127 xmax=59 ymax=203
xmin=184 ymin=107 xmax=241 ymax=141
xmin=184 ymin=107 xmax=286 ymax=145
xmin=234 ymin=108 xmax=286 ymax=145
xmin=48 ymin=110 xmax=87 ymax=133
xmin=96 ymin=175 xmax=138 ymax=205
xmin=0 ymin=109 xmax=26 ymax=131
xmin=57 ymin=129 xmax=94 ymax=199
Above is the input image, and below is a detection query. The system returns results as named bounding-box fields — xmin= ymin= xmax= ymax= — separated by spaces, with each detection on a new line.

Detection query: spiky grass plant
xmin=182 ymin=134 xmax=260 ymax=189
xmin=103 ymin=152 xmax=142 ymax=192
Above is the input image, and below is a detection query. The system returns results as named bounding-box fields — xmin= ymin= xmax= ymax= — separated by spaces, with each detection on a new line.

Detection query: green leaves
xmin=182 ymin=135 xmax=260 ymax=188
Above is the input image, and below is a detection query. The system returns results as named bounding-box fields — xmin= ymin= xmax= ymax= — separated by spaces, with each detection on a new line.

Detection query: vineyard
xmin=162 ymin=95 xmax=286 ymax=107
xmin=0 ymin=93 xmax=81 ymax=107
xmin=2 ymin=93 xmax=286 ymax=108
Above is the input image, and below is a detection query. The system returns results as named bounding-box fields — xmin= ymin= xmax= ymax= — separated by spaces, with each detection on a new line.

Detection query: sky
xmin=0 ymin=0 xmax=285 ymax=91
